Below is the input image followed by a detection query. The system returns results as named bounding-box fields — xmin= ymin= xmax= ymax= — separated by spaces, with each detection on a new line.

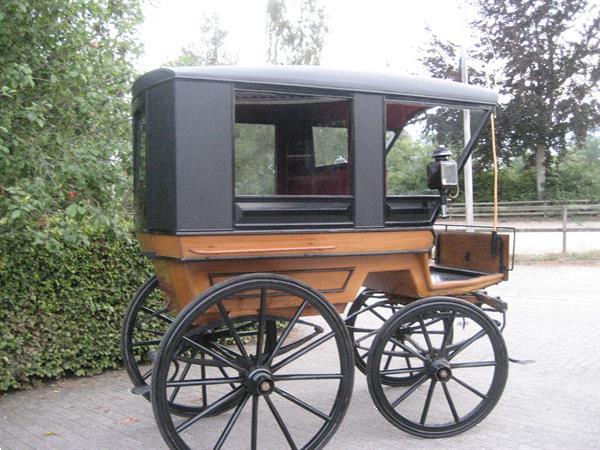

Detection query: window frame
xmin=133 ymin=104 xmax=147 ymax=230
xmin=232 ymin=87 xmax=355 ymax=230
xmin=383 ymin=96 xmax=493 ymax=226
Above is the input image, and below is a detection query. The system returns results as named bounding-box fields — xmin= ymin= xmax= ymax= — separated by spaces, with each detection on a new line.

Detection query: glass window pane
xmin=313 ymin=126 xmax=348 ymax=167
xmin=385 ymin=102 xmax=485 ymax=195
xmin=234 ymin=91 xmax=352 ymax=196
xmin=386 ymin=128 xmax=435 ymax=195
xmin=234 ymin=124 xmax=276 ymax=195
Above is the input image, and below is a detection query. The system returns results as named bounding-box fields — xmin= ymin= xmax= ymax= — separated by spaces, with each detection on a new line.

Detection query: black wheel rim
xmin=122 ymin=276 xmax=170 ymax=394
xmin=345 ymin=291 xmax=422 ymax=386
xmin=366 ymin=297 xmax=508 ymax=438
xmin=151 ymin=273 xmax=354 ymax=450
xmin=121 ymin=276 xmax=242 ymax=417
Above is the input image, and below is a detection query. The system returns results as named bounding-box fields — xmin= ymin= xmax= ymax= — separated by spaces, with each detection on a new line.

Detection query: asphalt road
xmin=1 ymin=263 xmax=599 ymax=449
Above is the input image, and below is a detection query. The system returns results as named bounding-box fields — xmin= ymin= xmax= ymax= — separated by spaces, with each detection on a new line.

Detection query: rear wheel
xmin=121 ymin=276 xmax=168 ymax=398
xmin=121 ymin=276 xmax=241 ymax=417
xmin=151 ymin=273 xmax=354 ymax=450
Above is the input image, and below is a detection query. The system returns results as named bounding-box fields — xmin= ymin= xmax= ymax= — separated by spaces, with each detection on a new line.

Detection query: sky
xmin=138 ymin=0 xmax=480 ymax=76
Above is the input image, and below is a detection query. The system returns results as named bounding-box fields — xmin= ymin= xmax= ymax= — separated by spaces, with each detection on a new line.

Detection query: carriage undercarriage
xmin=122 ymin=228 xmax=511 ymax=449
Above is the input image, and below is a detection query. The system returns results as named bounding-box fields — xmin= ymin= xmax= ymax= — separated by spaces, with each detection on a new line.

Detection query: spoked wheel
xmin=367 ymin=297 xmax=508 ymax=438
xmin=121 ymin=276 xmax=245 ymax=417
xmin=122 ymin=276 xmax=171 ymax=398
xmin=151 ymin=273 xmax=354 ymax=450
xmin=346 ymin=291 xmax=423 ymax=386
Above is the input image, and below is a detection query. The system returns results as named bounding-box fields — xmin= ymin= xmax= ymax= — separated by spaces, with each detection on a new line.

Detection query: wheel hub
xmin=430 ymin=358 xmax=452 ymax=382
xmin=245 ymin=368 xmax=274 ymax=396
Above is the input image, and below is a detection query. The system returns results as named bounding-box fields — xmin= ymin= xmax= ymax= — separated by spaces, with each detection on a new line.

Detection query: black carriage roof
xmin=132 ymin=66 xmax=498 ymax=106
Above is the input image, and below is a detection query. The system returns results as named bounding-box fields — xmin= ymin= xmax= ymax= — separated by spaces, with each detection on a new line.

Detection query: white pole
xmin=461 ymin=46 xmax=474 ymax=227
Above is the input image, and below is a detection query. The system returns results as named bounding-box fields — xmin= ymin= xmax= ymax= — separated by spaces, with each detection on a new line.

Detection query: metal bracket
xmin=475 ymin=292 xmax=507 ymax=312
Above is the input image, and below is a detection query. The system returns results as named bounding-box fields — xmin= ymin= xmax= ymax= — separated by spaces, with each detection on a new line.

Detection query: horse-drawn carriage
xmin=122 ymin=66 xmax=513 ymax=449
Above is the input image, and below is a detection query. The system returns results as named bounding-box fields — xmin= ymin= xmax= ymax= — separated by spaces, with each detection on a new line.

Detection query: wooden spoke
xmin=390 ymin=374 xmax=429 ymax=408
xmin=251 ymin=395 xmax=258 ymax=450
xmin=418 ymin=315 xmax=434 ymax=355
xmin=216 ymin=301 xmax=251 ymax=364
xmin=214 ymin=394 xmax=249 ymax=450
xmin=274 ymin=387 xmax=330 ymax=421
xmin=265 ymin=395 xmax=298 ymax=450
xmin=389 ymin=337 xmax=427 ymax=362
xmin=256 ymin=289 xmax=268 ymax=361
xmin=420 ymin=380 xmax=437 ymax=425
xmin=452 ymin=375 xmax=488 ymax=399
xmin=264 ymin=300 xmax=308 ymax=367
xmin=451 ymin=361 xmax=497 ymax=369
xmin=272 ymin=332 xmax=335 ymax=372
xmin=442 ymin=383 xmax=460 ymax=423
xmin=182 ymin=337 xmax=246 ymax=373
xmin=176 ymin=386 xmax=244 ymax=434
xmin=448 ymin=329 xmax=486 ymax=361
xmin=441 ymin=311 xmax=456 ymax=353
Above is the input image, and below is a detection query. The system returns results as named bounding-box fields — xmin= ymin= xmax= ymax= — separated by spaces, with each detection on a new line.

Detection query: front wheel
xmin=367 ymin=297 xmax=508 ymax=438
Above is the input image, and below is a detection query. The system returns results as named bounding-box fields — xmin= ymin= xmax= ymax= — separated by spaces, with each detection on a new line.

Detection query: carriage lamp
xmin=427 ymin=145 xmax=458 ymax=218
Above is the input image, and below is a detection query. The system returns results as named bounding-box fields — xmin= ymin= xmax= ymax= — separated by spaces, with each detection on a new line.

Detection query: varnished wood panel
xmin=154 ymin=253 xmax=425 ymax=314
xmin=364 ymin=270 xmax=420 ymax=298
xmin=138 ymin=230 xmax=434 ymax=259
xmin=209 ymin=268 xmax=353 ymax=293
xmin=139 ymin=229 xmax=506 ymax=317
xmin=435 ymin=231 xmax=510 ymax=277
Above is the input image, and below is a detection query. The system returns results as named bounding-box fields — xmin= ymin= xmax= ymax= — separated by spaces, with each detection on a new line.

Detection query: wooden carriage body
xmin=132 ymin=66 xmax=508 ymax=320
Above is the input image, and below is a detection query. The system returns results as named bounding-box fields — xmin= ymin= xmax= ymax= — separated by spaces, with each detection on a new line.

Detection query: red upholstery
xmin=285 ymin=167 xmax=349 ymax=195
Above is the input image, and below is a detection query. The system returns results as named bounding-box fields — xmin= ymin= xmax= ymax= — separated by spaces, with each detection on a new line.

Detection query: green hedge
xmin=0 ymin=233 xmax=152 ymax=391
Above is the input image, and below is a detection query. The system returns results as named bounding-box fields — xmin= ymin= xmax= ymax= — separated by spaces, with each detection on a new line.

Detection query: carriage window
xmin=234 ymin=91 xmax=352 ymax=196
xmin=133 ymin=110 xmax=146 ymax=229
xmin=385 ymin=102 xmax=485 ymax=195
xmin=386 ymin=116 xmax=437 ymax=196
xmin=384 ymin=100 xmax=488 ymax=226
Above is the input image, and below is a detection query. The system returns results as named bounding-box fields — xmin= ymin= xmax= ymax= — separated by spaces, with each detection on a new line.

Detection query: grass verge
xmin=515 ymin=250 xmax=600 ymax=263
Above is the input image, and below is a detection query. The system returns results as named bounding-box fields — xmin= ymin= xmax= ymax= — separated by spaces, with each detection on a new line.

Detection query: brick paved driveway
xmin=1 ymin=263 xmax=599 ymax=449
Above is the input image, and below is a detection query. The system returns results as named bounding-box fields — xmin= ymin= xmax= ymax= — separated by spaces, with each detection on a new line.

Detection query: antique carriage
xmin=122 ymin=66 xmax=513 ymax=449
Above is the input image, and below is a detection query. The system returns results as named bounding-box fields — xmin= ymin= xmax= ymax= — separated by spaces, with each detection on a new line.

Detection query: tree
xmin=0 ymin=0 xmax=143 ymax=247
xmin=419 ymin=28 xmax=498 ymax=173
xmin=166 ymin=13 xmax=236 ymax=66
xmin=266 ymin=0 xmax=328 ymax=65
xmin=546 ymin=135 xmax=600 ymax=200
xmin=477 ymin=0 xmax=600 ymax=200
xmin=420 ymin=1 xmax=600 ymax=200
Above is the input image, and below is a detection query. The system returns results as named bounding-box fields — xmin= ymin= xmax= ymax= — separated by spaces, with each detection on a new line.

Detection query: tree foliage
xmin=266 ymin=0 xmax=328 ymax=65
xmin=0 ymin=232 xmax=151 ymax=391
xmin=0 ymin=0 xmax=143 ymax=247
xmin=478 ymin=0 xmax=600 ymax=199
xmin=386 ymin=134 xmax=435 ymax=195
xmin=420 ymin=0 xmax=600 ymax=200
xmin=166 ymin=13 xmax=237 ymax=67
xmin=545 ymin=135 xmax=600 ymax=200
